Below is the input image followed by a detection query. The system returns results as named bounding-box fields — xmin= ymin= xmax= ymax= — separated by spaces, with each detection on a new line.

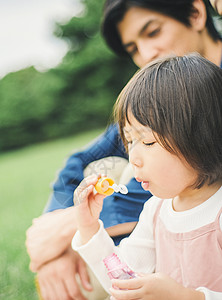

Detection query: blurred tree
xmin=50 ymin=0 xmax=137 ymax=134
xmin=0 ymin=68 xmax=66 ymax=151
xmin=0 ymin=0 xmax=137 ymax=151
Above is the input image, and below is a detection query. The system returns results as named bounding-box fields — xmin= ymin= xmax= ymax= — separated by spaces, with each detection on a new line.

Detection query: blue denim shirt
xmin=44 ymin=124 xmax=151 ymax=245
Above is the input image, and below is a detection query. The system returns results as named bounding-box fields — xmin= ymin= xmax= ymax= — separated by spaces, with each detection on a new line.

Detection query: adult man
xmin=26 ymin=1 xmax=222 ymax=299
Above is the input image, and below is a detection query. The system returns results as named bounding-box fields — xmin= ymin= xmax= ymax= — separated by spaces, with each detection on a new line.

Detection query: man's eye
xmin=148 ymin=28 xmax=160 ymax=38
xmin=128 ymin=47 xmax=137 ymax=57
xmin=143 ymin=141 xmax=155 ymax=147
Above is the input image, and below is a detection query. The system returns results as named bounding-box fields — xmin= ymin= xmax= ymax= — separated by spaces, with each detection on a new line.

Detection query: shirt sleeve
xmin=72 ymin=197 xmax=160 ymax=293
xmin=44 ymin=123 xmax=128 ymax=212
xmin=197 ymin=287 xmax=222 ymax=300
xmin=72 ymin=220 xmax=116 ymax=293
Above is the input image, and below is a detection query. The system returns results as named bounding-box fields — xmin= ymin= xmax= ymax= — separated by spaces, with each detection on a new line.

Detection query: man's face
xmin=117 ymin=6 xmax=204 ymax=68
xmin=209 ymin=0 xmax=222 ymax=14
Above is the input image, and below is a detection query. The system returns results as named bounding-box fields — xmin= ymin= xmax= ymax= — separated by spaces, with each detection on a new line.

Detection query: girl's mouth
xmin=135 ymin=177 xmax=150 ymax=191
xmin=141 ymin=181 xmax=149 ymax=191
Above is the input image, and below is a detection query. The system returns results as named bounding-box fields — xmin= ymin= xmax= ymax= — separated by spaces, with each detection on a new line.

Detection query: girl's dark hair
xmin=102 ymin=0 xmax=221 ymax=57
xmin=115 ymin=53 xmax=222 ymax=188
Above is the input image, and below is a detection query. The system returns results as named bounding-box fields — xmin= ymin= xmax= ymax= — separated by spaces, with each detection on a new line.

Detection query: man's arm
xmin=26 ymin=206 xmax=77 ymax=272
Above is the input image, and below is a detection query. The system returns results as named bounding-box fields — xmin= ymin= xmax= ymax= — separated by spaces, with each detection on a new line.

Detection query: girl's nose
xmin=129 ymin=143 xmax=143 ymax=168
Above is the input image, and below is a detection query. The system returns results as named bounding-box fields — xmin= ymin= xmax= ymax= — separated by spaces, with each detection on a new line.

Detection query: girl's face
xmin=117 ymin=6 xmax=205 ymax=68
xmin=124 ymin=114 xmax=198 ymax=199
xmin=209 ymin=0 xmax=222 ymax=15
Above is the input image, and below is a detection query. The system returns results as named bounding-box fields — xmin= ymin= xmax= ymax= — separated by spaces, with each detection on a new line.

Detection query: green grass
xmin=0 ymin=128 xmax=104 ymax=300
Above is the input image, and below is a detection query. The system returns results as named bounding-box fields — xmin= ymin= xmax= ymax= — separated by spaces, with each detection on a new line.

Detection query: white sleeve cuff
xmin=197 ymin=287 xmax=222 ymax=300
xmin=72 ymin=220 xmax=115 ymax=256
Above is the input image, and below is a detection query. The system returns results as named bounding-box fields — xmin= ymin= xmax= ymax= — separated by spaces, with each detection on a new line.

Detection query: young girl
xmin=72 ymin=54 xmax=222 ymax=300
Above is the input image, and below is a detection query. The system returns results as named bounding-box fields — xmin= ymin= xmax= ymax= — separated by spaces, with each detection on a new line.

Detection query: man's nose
xmin=137 ymin=42 xmax=159 ymax=67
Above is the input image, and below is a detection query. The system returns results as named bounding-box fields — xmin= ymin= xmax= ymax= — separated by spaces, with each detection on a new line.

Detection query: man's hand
xmin=37 ymin=247 xmax=92 ymax=300
xmin=26 ymin=207 xmax=77 ymax=272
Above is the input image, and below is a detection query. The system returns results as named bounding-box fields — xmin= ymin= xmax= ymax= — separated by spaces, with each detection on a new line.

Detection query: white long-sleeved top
xmin=72 ymin=186 xmax=222 ymax=300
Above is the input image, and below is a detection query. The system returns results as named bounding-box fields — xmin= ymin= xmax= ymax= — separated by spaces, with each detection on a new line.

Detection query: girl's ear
xmin=189 ymin=0 xmax=207 ymax=32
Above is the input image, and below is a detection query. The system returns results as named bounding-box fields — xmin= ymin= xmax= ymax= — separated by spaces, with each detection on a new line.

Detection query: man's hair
xmin=102 ymin=0 xmax=221 ymax=57
xmin=115 ymin=53 xmax=222 ymax=188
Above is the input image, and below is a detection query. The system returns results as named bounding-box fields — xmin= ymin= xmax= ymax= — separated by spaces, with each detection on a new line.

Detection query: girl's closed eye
xmin=143 ymin=141 xmax=155 ymax=147
xmin=126 ymin=139 xmax=133 ymax=145
xmin=124 ymin=136 xmax=133 ymax=144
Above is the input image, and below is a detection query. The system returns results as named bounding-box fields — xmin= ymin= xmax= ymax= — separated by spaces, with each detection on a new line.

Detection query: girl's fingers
xmin=74 ymin=184 xmax=94 ymax=206
xmin=78 ymin=175 xmax=98 ymax=192
xmin=74 ymin=175 xmax=98 ymax=205
xmin=111 ymin=278 xmax=142 ymax=290
xmin=110 ymin=286 xmax=141 ymax=300
xmin=110 ymin=278 xmax=146 ymax=300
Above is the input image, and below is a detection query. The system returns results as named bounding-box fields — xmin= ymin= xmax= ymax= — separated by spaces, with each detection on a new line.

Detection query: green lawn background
xmin=0 ymin=128 xmax=104 ymax=300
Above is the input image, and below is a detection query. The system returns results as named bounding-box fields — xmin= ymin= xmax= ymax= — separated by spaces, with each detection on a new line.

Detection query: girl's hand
xmin=73 ymin=174 xmax=106 ymax=243
xmin=110 ymin=273 xmax=205 ymax=300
